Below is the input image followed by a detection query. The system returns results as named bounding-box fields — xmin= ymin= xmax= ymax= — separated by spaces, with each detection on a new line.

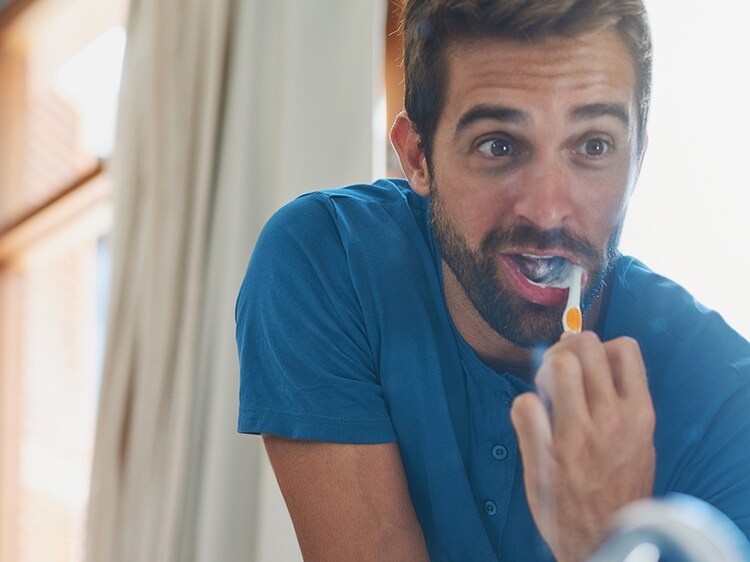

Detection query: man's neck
xmin=441 ymin=260 xmax=604 ymax=382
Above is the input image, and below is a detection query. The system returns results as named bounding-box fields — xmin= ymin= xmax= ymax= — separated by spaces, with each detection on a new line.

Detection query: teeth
xmin=521 ymin=254 xmax=556 ymax=260
xmin=513 ymin=254 xmax=571 ymax=286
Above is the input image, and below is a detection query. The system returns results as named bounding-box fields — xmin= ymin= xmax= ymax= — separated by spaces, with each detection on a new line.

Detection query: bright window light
xmin=621 ymin=1 xmax=750 ymax=339
xmin=54 ymin=26 xmax=127 ymax=158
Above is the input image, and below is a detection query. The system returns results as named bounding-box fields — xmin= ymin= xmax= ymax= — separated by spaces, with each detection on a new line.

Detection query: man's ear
xmin=637 ymin=132 xmax=649 ymax=176
xmin=628 ymin=131 xmax=649 ymax=199
xmin=390 ymin=111 xmax=431 ymax=196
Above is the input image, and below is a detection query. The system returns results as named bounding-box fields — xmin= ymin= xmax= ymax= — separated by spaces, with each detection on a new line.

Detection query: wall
xmin=622 ymin=1 xmax=750 ymax=339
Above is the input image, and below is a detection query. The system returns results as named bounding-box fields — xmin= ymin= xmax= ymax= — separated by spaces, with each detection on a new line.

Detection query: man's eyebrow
xmin=454 ymin=104 xmax=528 ymax=137
xmin=570 ymin=103 xmax=630 ymax=127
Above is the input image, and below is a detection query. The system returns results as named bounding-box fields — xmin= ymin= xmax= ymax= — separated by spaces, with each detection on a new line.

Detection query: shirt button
xmin=492 ymin=444 xmax=508 ymax=460
xmin=484 ymin=500 xmax=497 ymax=516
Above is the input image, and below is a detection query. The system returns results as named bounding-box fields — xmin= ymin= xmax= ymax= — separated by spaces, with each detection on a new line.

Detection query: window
xmin=0 ymin=0 xmax=127 ymax=560
xmin=621 ymin=0 xmax=750 ymax=339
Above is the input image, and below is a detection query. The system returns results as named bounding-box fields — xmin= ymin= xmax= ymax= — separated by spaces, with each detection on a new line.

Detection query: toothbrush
xmin=562 ymin=265 xmax=584 ymax=333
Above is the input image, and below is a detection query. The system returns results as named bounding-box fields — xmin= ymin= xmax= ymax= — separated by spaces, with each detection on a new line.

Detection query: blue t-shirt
xmin=236 ymin=179 xmax=750 ymax=561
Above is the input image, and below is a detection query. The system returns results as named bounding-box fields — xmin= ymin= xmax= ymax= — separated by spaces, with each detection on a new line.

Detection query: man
xmin=236 ymin=1 xmax=750 ymax=560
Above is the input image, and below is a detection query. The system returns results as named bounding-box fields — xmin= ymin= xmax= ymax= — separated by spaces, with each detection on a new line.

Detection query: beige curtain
xmin=86 ymin=0 xmax=387 ymax=560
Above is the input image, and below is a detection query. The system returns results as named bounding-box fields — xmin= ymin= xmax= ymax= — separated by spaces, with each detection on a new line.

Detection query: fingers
xmin=510 ymin=392 xmax=553 ymax=485
xmin=535 ymin=332 xmax=652 ymax=428
xmin=534 ymin=348 xmax=589 ymax=436
xmin=603 ymin=336 xmax=648 ymax=398
xmin=604 ymin=337 xmax=655 ymax=431
xmin=555 ymin=332 xmax=618 ymax=416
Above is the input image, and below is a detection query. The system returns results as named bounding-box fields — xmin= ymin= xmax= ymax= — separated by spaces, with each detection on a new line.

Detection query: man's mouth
xmin=507 ymin=254 xmax=573 ymax=287
xmin=499 ymin=253 xmax=582 ymax=307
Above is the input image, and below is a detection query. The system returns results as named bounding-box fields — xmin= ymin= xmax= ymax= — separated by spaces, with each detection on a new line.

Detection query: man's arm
xmin=263 ymin=435 xmax=430 ymax=562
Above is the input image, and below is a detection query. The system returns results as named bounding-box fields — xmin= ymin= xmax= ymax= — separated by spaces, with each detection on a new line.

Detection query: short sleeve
xmin=235 ymin=193 xmax=396 ymax=443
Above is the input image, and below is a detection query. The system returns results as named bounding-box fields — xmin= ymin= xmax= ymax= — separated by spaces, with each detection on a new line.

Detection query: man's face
xmin=425 ymin=30 xmax=642 ymax=347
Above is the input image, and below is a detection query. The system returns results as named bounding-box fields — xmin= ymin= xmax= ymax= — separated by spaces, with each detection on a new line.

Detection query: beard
xmin=429 ymin=179 xmax=622 ymax=348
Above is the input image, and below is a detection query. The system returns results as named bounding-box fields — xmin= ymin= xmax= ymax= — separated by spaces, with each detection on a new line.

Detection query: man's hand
xmin=510 ymin=332 xmax=656 ymax=562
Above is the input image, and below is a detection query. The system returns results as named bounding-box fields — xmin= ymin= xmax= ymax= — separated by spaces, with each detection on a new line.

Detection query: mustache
xmin=481 ymin=224 xmax=601 ymax=264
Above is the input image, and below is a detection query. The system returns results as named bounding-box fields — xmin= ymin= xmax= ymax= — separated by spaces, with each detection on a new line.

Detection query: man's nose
xmin=512 ymin=157 xmax=575 ymax=231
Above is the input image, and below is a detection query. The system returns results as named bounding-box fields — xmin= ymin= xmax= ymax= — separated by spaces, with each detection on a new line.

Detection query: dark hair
xmin=401 ymin=0 xmax=652 ymax=161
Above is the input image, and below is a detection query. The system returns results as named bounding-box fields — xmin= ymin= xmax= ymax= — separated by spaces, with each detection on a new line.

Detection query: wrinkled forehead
xmin=445 ymin=28 xmax=638 ymax=89
xmin=440 ymin=30 xmax=639 ymax=130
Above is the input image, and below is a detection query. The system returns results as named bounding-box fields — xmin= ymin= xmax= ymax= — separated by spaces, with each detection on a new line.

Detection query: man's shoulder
xmin=608 ymin=256 xmax=750 ymax=378
xmin=289 ymin=178 xmax=424 ymax=212
xmin=248 ymin=178 xmax=438 ymax=298
xmin=610 ymin=257 xmax=706 ymax=324
xmin=264 ymin=178 xmax=433 ymax=261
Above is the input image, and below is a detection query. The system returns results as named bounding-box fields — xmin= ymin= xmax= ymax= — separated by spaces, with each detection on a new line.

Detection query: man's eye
xmin=578 ymin=138 xmax=612 ymax=157
xmin=478 ymin=138 xmax=517 ymax=158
